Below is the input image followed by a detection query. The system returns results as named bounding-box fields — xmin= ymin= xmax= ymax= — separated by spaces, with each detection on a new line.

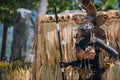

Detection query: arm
xmin=95 ymin=38 xmax=119 ymax=58
xmin=60 ymin=59 xmax=81 ymax=68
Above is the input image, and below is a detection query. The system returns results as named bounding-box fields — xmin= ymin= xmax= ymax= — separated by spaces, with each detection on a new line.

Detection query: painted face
xmin=80 ymin=23 xmax=94 ymax=36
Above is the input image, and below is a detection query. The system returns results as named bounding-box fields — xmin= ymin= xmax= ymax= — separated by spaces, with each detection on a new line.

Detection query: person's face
xmin=80 ymin=23 xmax=94 ymax=37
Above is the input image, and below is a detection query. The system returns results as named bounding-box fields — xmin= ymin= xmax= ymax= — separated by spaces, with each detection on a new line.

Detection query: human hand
xmin=60 ymin=62 xmax=68 ymax=68
xmin=76 ymin=46 xmax=96 ymax=60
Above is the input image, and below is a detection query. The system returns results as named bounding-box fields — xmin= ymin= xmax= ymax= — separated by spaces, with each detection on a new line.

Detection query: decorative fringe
xmin=34 ymin=19 xmax=82 ymax=80
xmin=102 ymin=64 xmax=120 ymax=80
xmin=33 ymin=11 xmax=120 ymax=80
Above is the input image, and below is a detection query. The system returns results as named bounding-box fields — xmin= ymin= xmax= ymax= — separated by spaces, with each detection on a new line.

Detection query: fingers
xmin=76 ymin=46 xmax=96 ymax=60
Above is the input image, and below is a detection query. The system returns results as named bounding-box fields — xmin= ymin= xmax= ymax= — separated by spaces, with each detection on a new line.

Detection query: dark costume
xmin=61 ymin=29 xmax=118 ymax=80
xmin=60 ymin=0 xmax=119 ymax=79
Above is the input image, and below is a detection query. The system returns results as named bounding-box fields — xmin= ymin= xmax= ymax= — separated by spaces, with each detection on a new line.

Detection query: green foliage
xmin=47 ymin=0 xmax=79 ymax=13
xmin=0 ymin=0 xmax=118 ymax=26
xmin=0 ymin=0 xmax=39 ymax=26
xmin=95 ymin=0 xmax=117 ymax=11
